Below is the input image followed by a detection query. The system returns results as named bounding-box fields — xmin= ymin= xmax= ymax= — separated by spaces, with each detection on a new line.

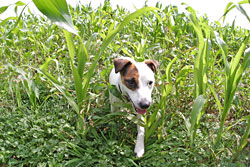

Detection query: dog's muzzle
xmin=118 ymin=84 xmax=149 ymax=115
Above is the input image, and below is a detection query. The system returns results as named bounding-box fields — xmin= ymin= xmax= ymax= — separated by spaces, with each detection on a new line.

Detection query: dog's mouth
xmin=134 ymin=106 xmax=147 ymax=114
xmin=125 ymin=94 xmax=147 ymax=115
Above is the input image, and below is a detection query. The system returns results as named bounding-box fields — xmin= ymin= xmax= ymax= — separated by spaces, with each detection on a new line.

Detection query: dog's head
xmin=114 ymin=57 xmax=159 ymax=114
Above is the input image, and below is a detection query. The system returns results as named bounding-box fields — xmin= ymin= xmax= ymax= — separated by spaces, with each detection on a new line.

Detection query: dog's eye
xmin=148 ymin=81 xmax=153 ymax=86
xmin=125 ymin=78 xmax=137 ymax=88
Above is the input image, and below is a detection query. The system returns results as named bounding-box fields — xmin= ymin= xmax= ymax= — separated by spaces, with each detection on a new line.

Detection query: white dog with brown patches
xmin=109 ymin=57 xmax=158 ymax=157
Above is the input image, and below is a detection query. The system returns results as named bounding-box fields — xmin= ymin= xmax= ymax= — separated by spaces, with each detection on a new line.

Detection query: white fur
xmin=109 ymin=57 xmax=155 ymax=158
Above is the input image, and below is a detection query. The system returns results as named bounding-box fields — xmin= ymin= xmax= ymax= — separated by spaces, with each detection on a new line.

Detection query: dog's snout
xmin=139 ymin=101 xmax=150 ymax=109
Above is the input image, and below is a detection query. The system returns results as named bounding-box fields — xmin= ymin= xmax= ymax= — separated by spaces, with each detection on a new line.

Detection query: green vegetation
xmin=0 ymin=0 xmax=250 ymax=166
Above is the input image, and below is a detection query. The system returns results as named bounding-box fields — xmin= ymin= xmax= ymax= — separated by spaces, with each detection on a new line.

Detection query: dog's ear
xmin=114 ymin=58 xmax=131 ymax=73
xmin=145 ymin=60 xmax=159 ymax=74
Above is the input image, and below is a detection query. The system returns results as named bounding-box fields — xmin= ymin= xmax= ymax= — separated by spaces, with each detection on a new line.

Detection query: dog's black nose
xmin=139 ymin=101 xmax=150 ymax=109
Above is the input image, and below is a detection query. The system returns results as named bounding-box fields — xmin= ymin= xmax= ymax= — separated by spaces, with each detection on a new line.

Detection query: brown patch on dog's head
xmin=114 ymin=58 xmax=139 ymax=90
xmin=145 ymin=60 xmax=159 ymax=74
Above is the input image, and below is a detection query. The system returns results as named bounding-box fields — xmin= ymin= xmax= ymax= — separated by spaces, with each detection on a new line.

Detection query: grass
xmin=1 ymin=0 xmax=250 ymax=166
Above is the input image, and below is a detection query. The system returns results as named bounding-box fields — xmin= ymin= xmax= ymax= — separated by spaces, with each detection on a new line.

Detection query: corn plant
xmin=215 ymin=33 xmax=250 ymax=145
xmin=181 ymin=6 xmax=210 ymax=147
xmin=215 ymin=0 xmax=250 ymax=147
xmin=32 ymin=0 xmax=160 ymax=133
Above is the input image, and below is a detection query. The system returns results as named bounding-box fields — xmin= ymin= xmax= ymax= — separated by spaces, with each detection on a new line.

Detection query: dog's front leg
xmin=134 ymin=114 xmax=145 ymax=157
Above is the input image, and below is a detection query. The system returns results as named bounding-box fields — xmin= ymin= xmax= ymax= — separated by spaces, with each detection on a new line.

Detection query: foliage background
xmin=0 ymin=0 xmax=250 ymax=166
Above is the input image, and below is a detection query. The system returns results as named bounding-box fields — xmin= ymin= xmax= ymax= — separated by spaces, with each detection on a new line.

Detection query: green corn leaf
xmin=64 ymin=30 xmax=83 ymax=108
xmin=239 ymin=0 xmax=250 ymax=4
xmin=222 ymin=2 xmax=235 ymax=22
xmin=151 ymin=10 xmax=162 ymax=22
xmin=236 ymin=4 xmax=250 ymax=22
xmin=15 ymin=1 xmax=26 ymax=6
xmin=208 ymin=83 xmax=222 ymax=117
xmin=0 ymin=6 xmax=9 ymax=15
xmin=190 ymin=95 xmax=206 ymax=146
xmin=196 ymin=37 xmax=210 ymax=96
xmin=77 ymin=37 xmax=88 ymax=79
xmin=230 ymin=35 xmax=249 ymax=76
xmin=63 ymin=30 xmax=75 ymax=61
xmin=31 ymin=80 xmax=39 ymax=100
xmin=226 ymin=35 xmax=249 ymax=104
xmin=187 ymin=6 xmax=204 ymax=49
xmin=32 ymin=0 xmax=77 ymax=34
xmin=215 ymin=33 xmax=230 ymax=75
xmin=190 ymin=95 xmax=206 ymax=130
xmin=223 ymin=0 xmax=250 ymax=22
xmin=146 ymin=108 xmax=160 ymax=132
xmin=39 ymin=58 xmax=60 ymax=84
xmin=231 ymin=47 xmax=250 ymax=98
xmin=145 ymin=115 xmax=161 ymax=142
xmin=72 ymin=65 xmax=84 ymax=109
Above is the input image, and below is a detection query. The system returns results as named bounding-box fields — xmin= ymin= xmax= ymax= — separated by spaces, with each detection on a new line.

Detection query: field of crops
xmin=0 ymin=0 xmax=250 ymax=166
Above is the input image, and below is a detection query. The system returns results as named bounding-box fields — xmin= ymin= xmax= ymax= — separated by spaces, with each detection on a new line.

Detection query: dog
xmin=109 ymin=57 xmax=158 ymax=157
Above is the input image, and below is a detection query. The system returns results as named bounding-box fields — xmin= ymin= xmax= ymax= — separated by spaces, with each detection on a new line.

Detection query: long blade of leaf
xmin=190 ymin=95 xmax=206 ymax=145
xmin=0 ymin=6 xmax=9 ymax=15
xmin=236 ymin=4 xmax=250 ymax=22
xmin=32 ymin=0 xmax=77 ymax=34
xmin=223 ymin=0 xmax=250 ymax=22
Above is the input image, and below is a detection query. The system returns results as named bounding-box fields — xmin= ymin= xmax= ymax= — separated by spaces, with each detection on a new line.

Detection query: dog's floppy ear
xmin=145 ymin=60 xmax=159 ymax=74
xmin=114 ymin=58 xmax=131 ymax=73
